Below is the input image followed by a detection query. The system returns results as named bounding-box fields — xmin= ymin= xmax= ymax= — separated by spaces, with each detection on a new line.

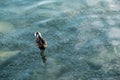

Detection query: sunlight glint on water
xmin=0 ymin=0 xmax=120 ymax=80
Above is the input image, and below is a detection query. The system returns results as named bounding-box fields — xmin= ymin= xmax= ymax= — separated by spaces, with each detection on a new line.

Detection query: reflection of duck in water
xmin=34 ymin=32 xmax=47 ymax=63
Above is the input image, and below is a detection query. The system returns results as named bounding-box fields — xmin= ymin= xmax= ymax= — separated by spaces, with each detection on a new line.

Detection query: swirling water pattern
xmin=0 ymin=0 xmax=120 ymax=80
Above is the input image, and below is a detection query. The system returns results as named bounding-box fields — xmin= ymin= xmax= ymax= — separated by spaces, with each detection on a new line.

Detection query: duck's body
xmin=35 ymin=32 xmax=47 ymax=50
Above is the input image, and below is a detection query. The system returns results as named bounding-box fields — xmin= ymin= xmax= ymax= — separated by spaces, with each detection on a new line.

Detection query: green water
xmin=0 ymin=0 xmax=120 ymax=80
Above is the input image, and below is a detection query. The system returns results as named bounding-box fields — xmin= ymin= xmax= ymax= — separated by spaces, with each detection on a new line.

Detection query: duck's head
xmin=34 ymin=32 xmax=42 ymax=38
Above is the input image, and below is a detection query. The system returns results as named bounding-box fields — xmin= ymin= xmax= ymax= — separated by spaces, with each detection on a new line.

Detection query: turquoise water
xmin=0 ymin=0 xmax=120 ymax=80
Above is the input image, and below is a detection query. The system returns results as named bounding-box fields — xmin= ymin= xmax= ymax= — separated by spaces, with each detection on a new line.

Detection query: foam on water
xmin=86 ymin=0 xmax=100 ymax=6
xmin=0 ymin=51 xmax=20 ymax=64
xmin=25 ymin=0 xmax=57 ymax=10
xmin=0 ymin=0 xmax=120 ymax=80
xmin=0 ymin=21 xmax=14 ymax=34
xmin=108 ymin=28 xmax=120 ymax=39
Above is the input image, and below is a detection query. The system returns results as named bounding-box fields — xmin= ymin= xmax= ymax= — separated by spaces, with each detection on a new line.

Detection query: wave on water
xmin=0 ymin=0 xmax=120 ymax=80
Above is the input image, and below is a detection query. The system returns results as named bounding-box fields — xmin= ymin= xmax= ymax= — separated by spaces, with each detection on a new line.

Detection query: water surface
xmin=0 ymin=0 xmax=120 ymax=80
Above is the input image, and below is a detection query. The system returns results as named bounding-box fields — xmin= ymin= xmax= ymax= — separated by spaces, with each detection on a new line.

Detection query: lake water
xmin=0 ymin=0 xmax=120 ymax=80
